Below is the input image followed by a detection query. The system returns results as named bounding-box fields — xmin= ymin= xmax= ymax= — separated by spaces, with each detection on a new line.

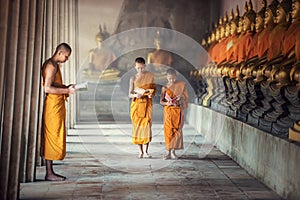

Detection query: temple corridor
xmin=19 ymin=124 xmax=282 ymax=200
xmin=2 ymin=0 xmax=300 ymax=199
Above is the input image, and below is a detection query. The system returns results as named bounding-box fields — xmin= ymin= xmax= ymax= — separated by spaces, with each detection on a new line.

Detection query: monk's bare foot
xmin=45 ymin=174 xmax=66 ymax=181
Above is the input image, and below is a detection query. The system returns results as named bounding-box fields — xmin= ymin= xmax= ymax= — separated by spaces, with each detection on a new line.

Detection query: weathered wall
xmin=186 ymin=104 xmax=300 ymax=200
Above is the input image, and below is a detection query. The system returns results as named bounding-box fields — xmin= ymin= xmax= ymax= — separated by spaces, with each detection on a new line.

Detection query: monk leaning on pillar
xmin=160 ymin=68 xmax=188 ymax=160
xmin=41 ymin=43 xmax=77 ymax=181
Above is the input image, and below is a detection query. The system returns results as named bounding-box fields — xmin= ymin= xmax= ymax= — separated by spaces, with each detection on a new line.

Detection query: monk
xmin=41 ymin=43 xmax=76 ymax=181
xmin=129 ymin=57 xmax=156 ymax=158
xmin=160 ymin=69 xmax=188 ymax=160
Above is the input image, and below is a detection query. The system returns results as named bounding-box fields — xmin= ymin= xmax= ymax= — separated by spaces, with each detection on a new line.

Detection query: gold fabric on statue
xmin=41 ymin=67 xmax=67 ymax=160
xmin=163 ymin=81 xmax=188 ymax=150
xmin=130 ymin=72 xmax=156 ymax=144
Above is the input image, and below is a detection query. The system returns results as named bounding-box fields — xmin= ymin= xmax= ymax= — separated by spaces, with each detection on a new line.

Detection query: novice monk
xmin=41 ymin=43 xmax=76 ymax=181
xmin=129 ymin=57 xmax=156 ymax=158
xmin=160 ymin=69 xmax=189 ymax=160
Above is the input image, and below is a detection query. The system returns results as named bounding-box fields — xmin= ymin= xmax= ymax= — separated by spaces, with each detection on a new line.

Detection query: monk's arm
xmin=160 ymin=87 xmax=169 ymax=106
xmin=43 ymin=64 xmax=75 ymax=94
xmin=128 ymin=77 xmax=141 ymax=98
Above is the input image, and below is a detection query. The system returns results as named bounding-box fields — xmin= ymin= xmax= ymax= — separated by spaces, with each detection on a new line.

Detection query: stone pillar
xmin=0 ymin=0 xmax=9 ymax=151
xmin=0 ymin=0 xmax=20 ymax=199
xmin=9 ymin=0 xmax=30 ymax=198
xmin=27 ymin=0 xmax=44 ymax=180
xmin=19 ymin=0 xmax=36 ymax=183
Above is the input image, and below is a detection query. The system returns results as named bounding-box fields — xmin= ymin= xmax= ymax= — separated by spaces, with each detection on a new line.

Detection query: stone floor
xmin=20 ymin=123 xmax=284 ymax=200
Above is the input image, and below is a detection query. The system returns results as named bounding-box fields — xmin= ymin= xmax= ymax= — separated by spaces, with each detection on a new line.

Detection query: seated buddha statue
xmin=256 ymin=0 xmax=278 ymax=60
xmin=236 ymin=0 xmax=256 ymax=64
xmin=147 ymin=31 xmax=173 ymax=84
xmin=266 ymin=0 xmax=292 ymax=62
xmin=83 ymin=25 xmax=118 ymax=81
xmin=283 ymin=0 xmax=300 ymax=61
xmin=247 ymin=0 xmax=267 ymax=61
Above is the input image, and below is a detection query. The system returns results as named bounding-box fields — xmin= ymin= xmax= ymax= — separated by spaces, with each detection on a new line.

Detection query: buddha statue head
xmin=291 ymin=0 xmax=300 ymax=20
xmin=276 ymin=0 xmax=292 ymax=24
xmin=211 ymin=30 xmax=216 ymax=43
xmin=243 ymin=7 xmax=256 ymax=32
xmin=230 ymin=7 xmax=240 ymax=36
xmin=237 ymin=16 xmax=244 ymax=34
xmin=255 ymin=0 xmax=267 ymax=31
xmin=264 ymin=0 xmax=279 ymax=26
xmin=95 ymin=25 xmax=106 ymax=48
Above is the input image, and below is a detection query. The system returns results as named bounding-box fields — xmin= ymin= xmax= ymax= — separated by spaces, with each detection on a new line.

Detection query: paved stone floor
xmin=20 ymin=124 xmax=283 ymax=200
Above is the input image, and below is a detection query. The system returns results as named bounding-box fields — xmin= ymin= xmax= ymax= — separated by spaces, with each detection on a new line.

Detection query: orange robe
xmin=257 ymin=25 xmax=274 ymax=58
xmin=130 ymin=71 xmax=156 ymax=144
xmin=267 ymin=23 xmax=289 ymax=60
xmin=248 ymin=30 xmax=262 ymax=58
xmin=41 ymin=66 xmax=68 ymax=160
xmin=283 ymin=19 xmax=300 ymax=58
xmin=296 ymin=33 xmax=300 ymax=61
xmin=163 ymin=81 xmax=188 ymax=150
xmin=237 ymin=31 xmax=254 ymax=62
xmin=226 ymin=34 xmax=239 ymax=62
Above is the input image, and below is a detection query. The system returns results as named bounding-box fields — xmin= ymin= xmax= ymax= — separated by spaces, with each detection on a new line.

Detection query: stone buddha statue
xmin=83 ymin=25 xmax=118 ymax=82
xmin=147 ymin=30 xmax=173 ymax=84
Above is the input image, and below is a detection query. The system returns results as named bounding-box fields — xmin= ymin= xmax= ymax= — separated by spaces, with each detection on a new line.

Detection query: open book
xmin=134 ymin=87 xmax=154 ymax=96
xmin=165 ymin=93 xmax=180 ymax=104
xmin=75 ymin=82 xmax=88 ymax=91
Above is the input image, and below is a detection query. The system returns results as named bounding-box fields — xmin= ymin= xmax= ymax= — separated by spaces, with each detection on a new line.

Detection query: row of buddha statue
xmin=191 ymin=0 xmax=300 ymax=141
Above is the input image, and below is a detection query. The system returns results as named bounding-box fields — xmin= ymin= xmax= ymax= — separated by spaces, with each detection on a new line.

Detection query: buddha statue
xmin=246 ymin=0 xmax=266 ymax=62
xmin=83 ymin=25 xmax=118 ymax=81
xmin=283 ymin=0 xmax=300 ymax=60
xmin=266 ymin=0 xmax=292 ymax=62
xmin=237 ymin=2 xmax=256 ymax=63
xmin=226 ymin=6 xmax=240 ymax=63
xmin=147 ymin=30 xmax=173 ymax=84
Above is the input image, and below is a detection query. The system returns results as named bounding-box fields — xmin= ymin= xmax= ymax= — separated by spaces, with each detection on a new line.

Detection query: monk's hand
xmin=135 ymin=93 xmax=143 ymax=98
xmin=68 ymin=85 xmax=76 ymax=94
xmin=166 ymin=101 xmax=173 ymax=106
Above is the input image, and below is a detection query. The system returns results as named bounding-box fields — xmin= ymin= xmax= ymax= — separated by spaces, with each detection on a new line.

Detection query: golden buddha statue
xmin=83 ymin=25 xmax=119 ymax=82
xmin=147 ymin=30 xmax=173 ymax=83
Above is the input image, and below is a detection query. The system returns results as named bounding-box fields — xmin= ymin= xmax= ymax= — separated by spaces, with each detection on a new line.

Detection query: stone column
xmin=0 ymin=0 xmax=9 ymax=149
xmin=0 ymin=0 xmax=20 ymax=199
xmin=19 ymin=0 xmax=36 ymax=183
xmin=25 ymin=0 xmax=45 ymax=182
xmin=9 ymin=0 xmax=30 ymax=198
